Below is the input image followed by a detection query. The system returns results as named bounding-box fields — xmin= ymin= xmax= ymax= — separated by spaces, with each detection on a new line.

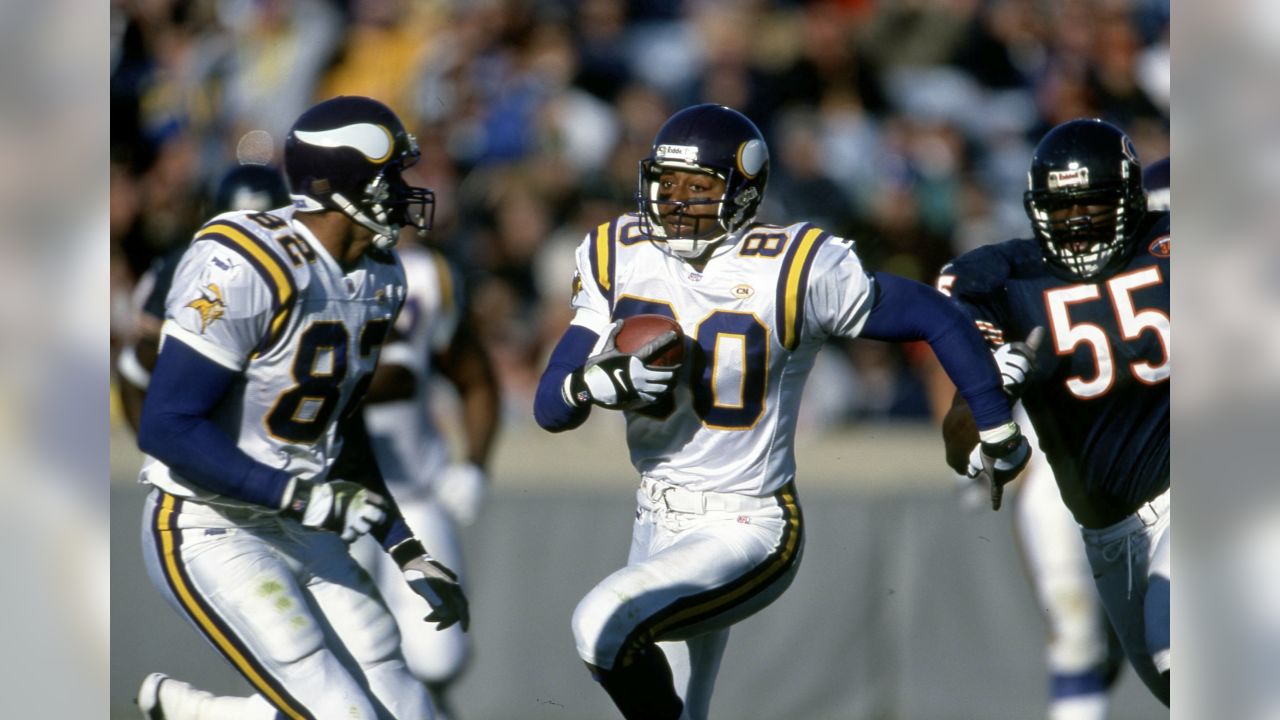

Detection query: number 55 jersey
xmin=938 ymin=212 xmax=1170 ymax=526
xmin=138 ymin=206 xmax=406 ymax=507
xmin=568 ymin=214 xmax=875 ymax=497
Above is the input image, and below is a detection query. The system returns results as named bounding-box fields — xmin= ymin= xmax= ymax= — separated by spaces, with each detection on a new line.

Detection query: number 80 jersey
xmin=568 ymin=214 xmax=875 ymax=497
xmin=139 ymin=206 xmax=406 ymax=506
xmin=937 ymin=212 xmax=1170 ymax=517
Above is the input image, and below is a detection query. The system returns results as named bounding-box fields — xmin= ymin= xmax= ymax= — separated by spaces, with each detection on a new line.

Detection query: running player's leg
xmin=141 ymin=490 xmax=380 ymax=719
xmin=1082 ymin=495 xmax=1170 ymax=706
xmin=1145 ymin=507 xmax=1170 ymax=701
xmin=571 ymin=496 xmax=801 ymax=720
xmin=300 ymin=530 xmax=434 ymax=720
xmin=658 ymin=628 xmax=731 ymax=720
xmin=1014 ymin=460 xmax=1118 ymax=720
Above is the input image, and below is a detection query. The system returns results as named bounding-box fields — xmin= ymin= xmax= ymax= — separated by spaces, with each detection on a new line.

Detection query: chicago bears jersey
xmin=139 ymin=206 xmax=407 ymax=507
xmin=363 ymin=245 xmax=460 ymax=487
xmin=569 ymin=214 xmax=874 ymax=496
xmin=938 ymin=212 xmax=1170 ymax=521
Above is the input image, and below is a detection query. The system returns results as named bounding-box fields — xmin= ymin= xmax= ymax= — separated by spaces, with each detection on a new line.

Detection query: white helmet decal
xmin=294 ymin=123 xmax=395 ymax=163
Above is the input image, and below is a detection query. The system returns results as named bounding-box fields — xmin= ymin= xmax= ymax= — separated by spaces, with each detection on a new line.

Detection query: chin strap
xmin=331 ymin=191 xmax=399 ymax=248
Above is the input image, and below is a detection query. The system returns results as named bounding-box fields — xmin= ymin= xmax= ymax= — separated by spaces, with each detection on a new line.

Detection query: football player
xmin=939 ymin=119 xmax=1170 ymax=706
xmin=116 ymin=161 xmax=291 ymax=432
xmin=353 ymin=238 xmax=500 ymax=720
xmin=134 ymin=96 xmax=468 ymax=719
xmin=532 ymin=103 xmax=1032 ymax=720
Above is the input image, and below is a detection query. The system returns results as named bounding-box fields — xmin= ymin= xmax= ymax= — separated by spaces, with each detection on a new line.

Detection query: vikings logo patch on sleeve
xmin=186 ymin=283 xmax=227 ymax=332
xmin=571 ymin=271 xmax=583 ymax=302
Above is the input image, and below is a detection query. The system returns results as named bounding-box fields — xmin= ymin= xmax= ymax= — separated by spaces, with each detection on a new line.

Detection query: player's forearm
xmin=859 ymin=272 xmax=1011 ymax=431
xmin=441 ymin=328 xmax=501 ymax=466
xmin=139 ymin=339 xmax=292 ymax=508
xmin=942 ymin=393 xmax=980 ymax=473
xmin=533 ymin=325 xmax=596 ymax=432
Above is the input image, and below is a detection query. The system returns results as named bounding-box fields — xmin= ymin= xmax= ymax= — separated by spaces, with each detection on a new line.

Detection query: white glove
xmin=436 ymin=462 xmax=488 ymax=526
xmin=563 ymin=320 xmax=679 ymax=410
xmin=964 ymin=423 xmax=1033 ymax=511
xmin=992 ymin=326 xmax=1045 ymax=397
xmin=398 ymin=548 xmax=470 ymax=631
xmin=281 ymin=479 xmax=388 ymax=542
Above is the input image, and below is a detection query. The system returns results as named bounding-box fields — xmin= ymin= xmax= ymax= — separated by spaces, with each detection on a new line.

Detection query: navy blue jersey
xmin=939 ymin=212 xmax=1170 ymax=525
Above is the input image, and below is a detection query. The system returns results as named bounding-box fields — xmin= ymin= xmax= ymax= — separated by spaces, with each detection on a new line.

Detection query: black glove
xmin=562 ymin=320 xmax=680 ymax=410
xmin=964 ymin=424 xmax=1032 ymax=511
xmin=391 ymin=539 xmax=470 ymax=631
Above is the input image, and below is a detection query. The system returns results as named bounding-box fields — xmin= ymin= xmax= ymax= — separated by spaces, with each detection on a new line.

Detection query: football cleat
xmin=136 ymin=672 xmax=168 ymax=720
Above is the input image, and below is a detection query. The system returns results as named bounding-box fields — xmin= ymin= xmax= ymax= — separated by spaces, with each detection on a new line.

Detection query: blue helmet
xmin=213 ymin=164 xmax=289 ymax=214
xmin=1023 ymin=119 xmax=1146 ymax=280
xmin=637 ymin=104 xmax=769 ymax=258
xmin=284 ymin=96 xmax=434 ymax=249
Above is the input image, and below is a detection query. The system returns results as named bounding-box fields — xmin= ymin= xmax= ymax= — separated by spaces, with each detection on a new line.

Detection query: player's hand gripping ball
xmin=614 ymin=314 xmax=685 ymax=367
xmin=567 ymin=315 xmax=684 ymax=412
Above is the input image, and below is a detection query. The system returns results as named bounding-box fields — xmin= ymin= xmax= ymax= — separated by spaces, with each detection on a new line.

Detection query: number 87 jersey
xmin=937 ymin=212 xmax=1170 ymax=517
xmin=139 ymin=206 xmax=406 ymax=506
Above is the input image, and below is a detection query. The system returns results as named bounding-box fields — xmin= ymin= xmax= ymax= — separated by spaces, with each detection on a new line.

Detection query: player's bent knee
xmin=571 ymin=590 xmax=626 ymax=669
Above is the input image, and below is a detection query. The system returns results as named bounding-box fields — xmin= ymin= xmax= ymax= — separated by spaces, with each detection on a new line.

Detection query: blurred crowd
xmin=109 ymin=0 xmax=1169 ymax=426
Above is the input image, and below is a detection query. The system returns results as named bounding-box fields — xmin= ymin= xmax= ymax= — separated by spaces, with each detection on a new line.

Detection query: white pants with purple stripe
xmin=571 ymin=477 xmax=804 ymax=720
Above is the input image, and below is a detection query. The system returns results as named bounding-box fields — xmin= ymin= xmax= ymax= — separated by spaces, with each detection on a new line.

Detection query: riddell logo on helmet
xmin=1048 ymin=168 xmax=1089 ymax=190
xmin=656 ymin=144 xmax=700 ymax=163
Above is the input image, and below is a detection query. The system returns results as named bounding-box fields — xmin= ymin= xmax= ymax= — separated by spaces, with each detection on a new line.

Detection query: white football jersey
xmin=570 ymin=214 xmax=874 ymax=496
xmin=139 ymin=206 xmax=407 ymax=508
xmin=363 ymin=245 xmax=460 ymax=486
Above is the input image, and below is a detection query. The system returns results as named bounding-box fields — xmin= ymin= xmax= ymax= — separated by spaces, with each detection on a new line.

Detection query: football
xmin=614 ymin=314 xmax=685 ymax=367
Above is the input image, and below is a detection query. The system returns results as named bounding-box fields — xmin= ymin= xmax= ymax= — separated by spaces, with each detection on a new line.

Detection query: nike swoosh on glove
xmin=563 ymin=320 xmax=680 ymax=410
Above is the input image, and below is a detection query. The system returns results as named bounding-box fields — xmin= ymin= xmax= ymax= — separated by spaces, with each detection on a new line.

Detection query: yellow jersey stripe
xmin=781 ymin=227 xmax=825 ymax=350
xmin=592 ymin=220 xmax=612 ymax=295
xmin=196 ymin=223 xmax=295 ymax=349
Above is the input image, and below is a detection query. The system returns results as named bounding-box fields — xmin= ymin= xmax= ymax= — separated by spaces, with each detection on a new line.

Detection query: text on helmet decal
xmin=1048 ymin=166 xmax=1089 ymax=190
xmin=736 ymin=139 xmax=767 ymax=178
xmin=656 ymin=144 xmax=700 ymax=164
xmin=294 ymin=123 xmax=395 ymax=163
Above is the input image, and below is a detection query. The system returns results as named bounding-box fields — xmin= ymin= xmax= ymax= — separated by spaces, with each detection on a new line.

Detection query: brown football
xmin=614 ymin=314 xmax=685 ymax=367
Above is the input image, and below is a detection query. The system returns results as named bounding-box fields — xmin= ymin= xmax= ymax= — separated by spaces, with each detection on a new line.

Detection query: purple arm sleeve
xmin=137 ymin=337 xmax=292 ymax=508
xmin=533 ymin=324 xmax=598 ymax=432
xmin=858 ymin=272 xmax=1011 ymax=430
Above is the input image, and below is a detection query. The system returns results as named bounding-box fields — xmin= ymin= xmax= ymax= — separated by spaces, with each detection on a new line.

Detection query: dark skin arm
xmin=363 ymin=322 xmax=500 ymax=469
xmin=942 ymin=390 xmax=980 ymax=474
xmin=117 ymin=334 xmax=160 ymax=434
xmin=432 ymin=323 xmax=500 ymax=468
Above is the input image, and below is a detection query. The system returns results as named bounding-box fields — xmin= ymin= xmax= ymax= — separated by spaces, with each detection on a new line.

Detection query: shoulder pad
xmin=941 ymin=239 xmax=1041 ymax=298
